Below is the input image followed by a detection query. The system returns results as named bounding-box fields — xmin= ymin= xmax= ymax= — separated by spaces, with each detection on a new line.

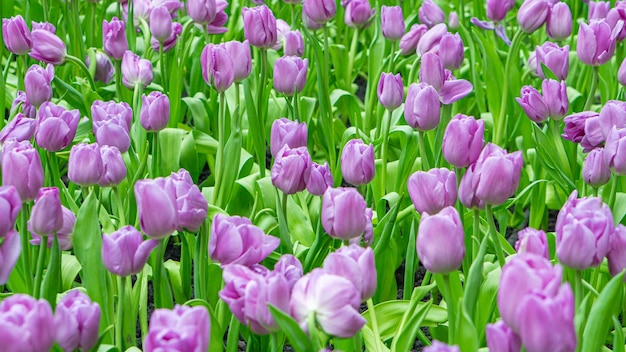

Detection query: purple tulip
xmin=419 ymin=0 xmax=445 ymax=28
xmin=323 ymin=244 xmax=377 ymax=300
xmin=542 ymin=79 xmax=568 ymax=120
xmin=486 ymin=321 xmax=522 ymax=352
xmin=144 ymin=305 xmax=210 ymax=352
xmin=206 ymin=0 xmax=229 ymax=34
xmin=420 ymin=52 xmax=473 ymax=104
xmin=562 ymin=111 xmax=603 ymax=152
xmin=201 ymin=43 xmax=235 ymax=93
xmin=121 ymin=51 xmax=153 ymax=89
xmin=24 ymin=64 xmax=54 ymax=107
xmin=271 ymin=145 xmax=312 ymax=195
xmin=556 ymin=191 xmax=614 ymax=270
xmin=150 ymin=6 xmax=173 ymax=42
xmin=535 ymin=42 xmax=569 ymax=80
xmin=150 ymin=22 xmax=183 ymax=53
xmin=399 ymin=24 xmax=428 ymax=55
xmin=85 ymin=52 xmax=115 ymax=84
xmin=599 ymin=100 xmax=626 ymax=139
xmin=517 ymin=0 xmax=550 ymax=33
xmin=290 ymin=269 xmax=365 ymax=337
xmin=11 ymin=90 xmax=36 ymax=119
xmin=1 ymin=140 xmax=44 ymax=201
xmin=442 ymin=114 xmax=485 ymax=168
xmin=0 ymin=294 xmax=55 ymax=352
xmin=273 ymin=56 xmax=309 ymax=96
xmin=102 ymin=17 xmax=128 ymax=60
xmin=439 ymin=33 xmax=464 ymax=70
xmin=404 ymin=82 xmax=441 ymax=131
xmin=619 ymin=58 xmax=626 ymax=86
xmin=31 ymin=21 xmax=56 ymax=33
xmin=0 ymin=186 xmax=21 ymax=238
xmin=222 ymin=40 xmax=252 ymax=82
xmin=274 ymin=254 xmax=303 ymax=289
xmin=208 ymin=213 xmax=280 ymax=266
xmin=2 ymin=15 xmax=32 ymax=55
xmin=54 ymin=290 xmax=101 ymax=352
xmin=102 ymin=225 xmax=159 ymax=276
xmin=448 ymin=12 xmax=459 ymax=30
xmin=187 ymin=0 xmax=217 ymax=24
xmin=424 ymin=341 xmax=461 ymax=352
xmin=29 ymin=187 xmax=63 ymax=237
xmin=487 ymin=0 xmax=515 ymax=22
xmin=0 ymin=113 xmax=37 ymax=143
xmin=417 ymin=23 xmax=447 ymax=55
xmin=608 ymin=224 xmax=626 ymax=278
xmin=0 ymin=230 xmax=21 ymax=284
xmin=284 ymin=30 xmax=305 ymax=57
xmin=135 ymin=177 xmax=178 ymax=239
xmin=68 ymin=143 xmax=104 ymax=187
xmin=377 ymin=72 xmax=404 ymax=110
xmin=381 ymin=6 xmax=405 ymax=41
xmin=547 ymin=2 xmax=572 ymax=41
xmin=152 ymin=0 xmax=181 ymax=13
xmin=408 ymin=168 xmax=456 ymax=215
xmin=29 ymin=29 xmax=66 ymax=65
xmin=605 ymin=127 xmax=626 ymax=174
xmin=583 ymin=148 xmax=611 ymax=187
xmin=589 ymin=1 xmax=610 ymax=20
xmin=170 ymin=169 xmax=208 ymax=232
xmin=92 ymin=100 xmax=133 ymax=153
xmin=303 ymin=10 xmax=323 ymax=30
xmin=98 ymin=145 xmax=127 ymax=187
xmin=340 ymin=139 xmax=375 ymax=186
xmin=121 ymin=0 xmax=152 ymax=27
xmin=608 ymin=2 xmax=626 ymax=41
xmin=577 ymin=19 xmax=619 ymax=66
xmin=270 ymin=118 xmax=308 ymax=157
xmin=322 ymin=187 xmax=369 ymax=240
xmin=303 ymin=0 xmax=336 ymax=24
xmin=417 ymin=206 xmax=465 ymax=274
xmin=274 ymin=20 xmax=291 ymax=51
xmin=515 ymin=228 xmax=549 ymax=259
xmin=344 ymin=0 xmax=375 ymax=29
xmin=307 ymin=162 xmax=334 ymax=196
xmin=141 ymin=92 xmax=170 ymax=132
xmin=242 ymin=6 xmax=278 ymax=48
xmin=30 ymin=206 xmax=75 ymax=250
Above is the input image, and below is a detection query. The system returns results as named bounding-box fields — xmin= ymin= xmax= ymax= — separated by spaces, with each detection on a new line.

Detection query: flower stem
xmin=113 ymin=186 xmax=126 ymax=226
xmin=225 ymin=315 xmax=241 ymax=352
xmin=495 ymin=30 xmax=525 ymax=147
xmin=441 ymin=274 xmax=456 ymax=344
xmin=65 ymin=54 xmax=97 ymax=91
xmin=33 ymin=237 xmax=48 ymax=298
xmin=212 ymin=92 xmax=226 ymax=205
xmin=608 ymin=173 xmax=619 ymax=212
xmin=584 ymin=66 xmax=599 ymax=111
xmin=381 ymin=108 xmax=394 ymax=194
xmin=418 ymin=131 xmax=431 ymax=170
xmin=116 ymin=275 xmax=127 ymax=351
xmin=485 ymin=204 xmax=506 ymax=267
xmin=115 ymin=59 xmax=124 ymax=102
xmin=346 ymin=28 xmax=360 ymax=89
xmin=151 ymin=131 xmax=160 ymax=177
xmin=159 ymin=43 xmax=168 ymax=94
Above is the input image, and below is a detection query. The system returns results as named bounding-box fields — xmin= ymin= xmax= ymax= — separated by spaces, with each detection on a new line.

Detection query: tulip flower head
xmin=322 ymin=187 xmax=369 ymax=240
xmin=416 ymin=206 xmax=465 ymax=274
xmin=54 ymin=290 xmax=101 ymax=352
xmin=2 ymin=15 xmax=32 ymax=55
xmin=121 ymin=51 xmax=154 ymax=89
xmin=0 ymin=294 xmax=55 ymax=351
xmin=340 ymin=139 xmax=375 ymax=186
xmin=102 ymin=225 xmax=159 ymax=276
xmin=144 ymin=305 xmax=210 ymax=352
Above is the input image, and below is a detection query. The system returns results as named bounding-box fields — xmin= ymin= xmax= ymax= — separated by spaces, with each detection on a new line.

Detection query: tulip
xmin=303 ymin=0 xmax=336 ymax=24
xmin=187 ymin=0 xmax=217 ymax=24
xmin=599 ymin=100 xmax=626 ymax=139
xmin=399 ymin=24 xmax=428 ymax=55
xmin=323 ymin=244 xmax=377 ymax=300
xmin=542 ymin=79 xmax=568 ymax=120
xmin=270 ymin=117 xmax=308 ymax=157
xmin=273 ymin=56 xmax=309 ymax=96
xmin=32 ymin=21 xmax=56 ymax=33
xmin=517 ymin=284 xmax=577 ymax=352
xmin=517 ymin=0 xmax=550 ymax=33
xmin=408 ymin=168 xmax=456 ymax=215
xmin=206 ymin=0 xmax=229 ymax=34
xmin=439 ymin=33 xmax=464 ymax=70
xmin=102 ymin=17 xmax=129 ymax=60
xmin=381 ymin=6 xmax=405 ymax=41
xmin=547 ymin=2 xmax=572 ymax=41
xmin=378 ymin=72 xmax=403 ymax=110
xmin=135 ymin=178 xmax=178 ymax=239
xmin=92 ymin=100 xmax=133 ymax=153
xmin=423 ymin=341 xmax=461 ymax=352
xmin=515 ymin=228 xmax=549 ymax=259
xmin=220 ymin=264 xmax=290 ymax=334
xmin=303 ymin=10 xmax=323 ymax=30
xmin=486 ymin=321 xmax=522 ymax=352
xmin=290 ymin=269 xmax=366 ymax=337
xmin=556 ymin=191 xmax=614 ymax=270
xmin=583 ymin=148 xmax=611 ymax=187
xmin=417 ymin=23 xmax=447 ymax=55
xmin=54 ymin=290 xmax=101 ymax=352
xmin=589 ymin=1 xmax=610 ymax=20
xmin=2 ymin=15 xmax=32 ymax=55
xmin=419 ymin=0 xmax=445 ymax=28
xmin=242 ymin=6 xmax=278 ymax=48
xmin=150 ymin=6 xmax=173 ymax=42
xmin=467 ymin=143 xmax=523 ymax=205
xmin=307 ymin=162 xmax=334 ymax=196
xmin=605 ymin=127 xmax=626 ymax=174
xmin=271 ymin=146 xmax=312 ymax=194
xmin=274 ymin=254 xmax=303 ymax=289
xmin=535 ymin=42 xmax=569 ymax=80
xmin=0 ymin=230 xmax=21 ymax=285
xmin=29 ymin=187 xmax=63 ymax=236
xmin=201 ymin=43 xmax=235 ymax=93
xmin=577 ymin=19 xmax=618 ymax=66
xmin=150 ymin=22 xmax=183 ymax=53
xmin=620 ymin=58 xmax=626 ymax=86
xmin=30 ymin=29 xmax=66 ymax=65
xmin=222 ymin=40 xmax=252 ymax=82
xmin=404 ymin=82 xmax=440 ymax=131
xmin=448 ymin=12 xmax=459 ymax=30
xmin=608 ymin=2 xmax=626 ymax=41
xmin=416 ymin=206 xmax=464 ymax=274
xmin=274 ymin=20 xmax=291 ymax=51
xmin=30 ymin=206 xmax=75 ymax=251
xmin=144 ymin=305 xmax=210 ymax=352
xmin=487 ymin=0 xmax=515 ymax=22
xmin=322 ymin=187 xmax=369 ymax=240
xmin=420 ymin=52 xmax=445 ymax=91
xmin=562 ymin=111 xmax=603 ymax=152
xmin=102 ymin=225 xmax=159 ymax=276
xmin=340 ymin=139 xmax=375 ymax=186
xmin=122 ymin=0 xmax=151 ymax=27
xmin=11 ymin=90 xmax=36 ymax=119
xmin=170 ymin=169 xmax=208 ymax=232
xmin=121 ymin=51 xmax=153 ymax=89
xmin=152 ymin=0 xmax=181 ymax=13
xmin=85 ymin=52 xmax=114 ymax=84
xmin=458 ymin=165 xmax=485 ymax=210
xmin=608 ymin=225 xmax=626 ymax=278
xmin=0 ymin=294 xmax=55 ymax=352
xmin=98 ymin=146 xmax=127 ymax=187
xmin=344 ymin=0 xmax=375 ymax=29
xmin=1 ymin=140 xmax=44 ymax=201
xmin=24 ymin=64 xmax=54 ymax=107
xmin=141 ymin=92 xmax=170 ymax=132
xmin=208 ymin=213 xmax=280 ymax=266
xmin=68 ymin=143 xmax=104 ymax=187
xmin=0 ymin=113 xmax=37 ymax=143
xmin=442 ymin=114 xmax=485 ymax=168
xmin=284 ymin=30 xmax=305 ymax=57
xmin=0 ymin=186 xmax=22 ymax=238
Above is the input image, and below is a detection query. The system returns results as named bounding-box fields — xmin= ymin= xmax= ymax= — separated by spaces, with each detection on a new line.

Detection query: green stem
xmin=151 ymin=131 xmax=161 ymax=177
xmin=322 ymin=24 xmax=337 ymax=174
xmin=472 ymin=209 xmax=481 ymax=260
xmin=212 ymin=92 xmax=226 ymax=205
xmin=116 ymin=275 xmax=127 ymax=351
xmin=115 ymin=60 xmax=124 ymax=102
xmin=153 ymin=238 xmax=167 ymax=308
xmin=584 ymin=66 xmax=599 ymax=111
xmin=234 ymin=83 xmax=241 ymax=131
xmin=574 ymin=270 xmax=583 ymax=310
xmin=65 ymin=54 xmax=97 ymax=91
xmin=43 ymin=0 xmax=50 ymax=22
xmin=485 ymin=204 xmax=506 ymax=267
xmin=257 ymin=49 xmax=268 ymax=178
xmin=380 ymin=108 xmax=394 ymax=194
xmin=408 ymin=56 xmax=422 ymax=85
xmin=495 ymin=30 xmax=525 ymax=146
xmin=226 ymin=316 xmax=241 ymax=352
xmin=18 ymin=203 xmax=33 ymax=293
xmin=441 ymin=274 xmax=456 ymax=344
xmin=269 ymin=333 xmax=279 ymax=352
xmin=159 ymin=44 xmax=168 ymax=94
xmin=33 ymin=237 xmax=48 ymax=298
xmin=403 ymin=218 xmax=418 ymax=300
xmin=387 ymin=41 xmax=396 ymax=73
xmin=128 ymin=0 xmax=136 ymax=52
xmin=277 ymin=191 xmax=293 ymax=254
xmin=293 ymin=90 xmax=300 ymax=122
xmin=608 ymin=173 xmax=619 ymax=212
xmin=308 ymin=312 xmax=322 ymax=350
xmin=113 ymin=186 xmax=126 ymax=226
xmin=2 ymin=53 xmax=14 ymax=82
xmin=549 ymin=119 xmax=573 ymax=181
xmin=194 ymin=222 xmax=209 ymax=301
xmin=418 ymin=131 xmax=431 ymax=170
xmin=346 ymin=28 xmax=360 ymax=89
xmin=367 ymin=298 xmax=385 ymax=351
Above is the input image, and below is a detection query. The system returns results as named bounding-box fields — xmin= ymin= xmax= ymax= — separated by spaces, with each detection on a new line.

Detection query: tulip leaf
xmin=391 ymin=296 xmax=433 ymax=352
xmin=268 ymin=305 xmax=314 ymax=352
xmin=163 ymin=259 xmax=186 ymax=304
xmin=611 ymin=192 xmax=626 ymax=224
xmin=455 ymin=299 xmax=479 ymax=352
xmin=182 ymin=94 xmax=210 ymax=133
xmin=582 ymin=271 xmax=625 ymax=351
xmin=613 ymin=315 xmax=625 ymax=352
xmin=463 ymin=234 xmax=489 ymax=320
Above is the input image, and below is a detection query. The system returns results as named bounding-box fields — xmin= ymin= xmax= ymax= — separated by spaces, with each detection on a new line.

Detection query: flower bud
xmin=577 ymin=19 xmax=618 ymax=66
xmin=515 ymin=227 xmax=549 ymax=259
xmin=92 ymin=100 xmax=133 ymax=153
xmin=604 ymin=126 xmax=626 ymax=174
xmin=419 ymin=0 xmax=445 ymax=28
xmin=222 ymin=40 xmax=252 ymax=82
xmin=400 ymin=24 xmax=428 ymax=55
xmin=0 ymin=113 xmax=37 ymax=143
xmin=135 ymin=177 xmax=178 ymax=239
xmin=32 ymin=21 xmax=56 ymax=33
xmin=547 ymin=2 xmax=572 ymax=41
xmin=472 ymin=143 xmax=524 ymax=205
xmin=284 ymin=30 xmax=304 ymax=57
xmin=121 ymin=51 xmax=153 ymax=89
xmin=68 ymin=143 xmax=104 ymax=187
xmin=150 ymin=22 xmax=183 ymax=53
xmin=608 ymin=2 xmax=626 ymax=41
xmin=542 ymin=79 xmax=568 ymax=120
xmin=273 ymin=56 xmax=309 ymax=96
xmin=36 ymin=101 xmax=80 ymax=152
xmin=589 ymin=1 xmax=610 ymax=20
xmin=448 ymin=12 xmax=459 ymax=30
xmin=458 ymin=164 xmax=485 ymax=210
xmin=303 ymin=0 xmax=336 ymax=24
xmin=608 ymin=224 xmax=626 ymax=278
xmin=141 ymin=92 xmax=170 ymax=132
xmin=419 ymin=52 xmax=445 ymax=91
xmin=98 ymin=145 xmax=127 ymax=187
xmin=54 ymin=290 xmax=101 ymax=352
xmin=599 ymin=100 xmax=626 ymax=139
xmin=439 ymin=33 xmax=464 ymax=70
xmin=274 ymin=254 xmax=303 ymax=289
xmin=242 ymin=6 xmax=278 ymax=48
xmin=344 ymin=0 xmax=375 ymax=29
xmin=322 ymin=187 xmax=369 ymax=240
xmin=30 ymin=29 xmax=66 ymax=65
xmin=170 ymin=169 xmax=208 ymax=232
xmin=377 ymin=72 xmax=403 ymax=110
xmin=0 ymin=294 xmax=55 ymax=351
xmin=417 ymin=206 xmax=465 ymax=274
xmin=1 ymin=140 xmax=44 ymax=201
xmin=583 ymin=148 xmax=610 ymax=187
xmin=340 ymin=139 xmax=375 ymax=186
xmin=381 ymin=6 xmax=405 ymax=41
xmin=404 ymin=82 xmax=440 ymax=131
xmin=102 ymin=225 xmax=158 ymax=276
xmin=417 ymin=23 xmax=447 ymax=55
xmin=619 ymin=57 xmax=626 ymax=86
xmin=323 ymin=244 xmax=377 ymax=300
xmin=150 ymin=6 xmax=173 ymax=42
xmin=0 ymin=186 xmax=21 ymax=238
xmin=0 ymin=230 xmax=21 ymax=285
xmin=408 ymin=168 xmax=456 ymax=215
xmin=486 ymin=321 xmax=522 ymax=352
xmin=442 ymin=114 xmax=485 ymax=168
xmin=2 ymin=15 xmax=32 ymax=55
xmin=85 ymin=52 xmax=114 ymax=84
xmin=307 ymin=162 xmax=334 ymax=196
xmin=271 ymin=146 xmax=312 ymax=194
xmin=30 ymin=206 xmax=75 ymax=250
xmin=29 ymin=187 xmax=63 ymax=236
xmin=187 ymin=0 xmax=217 ymax=24
xmin=270 ymin=117 xmax=308 ymax=157
xmin=535 ymin=42 xmax=569 ymax=80
xmin=145 ymin=305 xmax=210 ymax=352
xmin=102 ymin=17 xmax=129 ymax=60
xmin=423 ymin=341 xmax=460 ymax=352
xmin=201 ymin=43 xmax=235 ymax=93
xmin=206 ymin=0 xmax=229 ymax=34
xmin=517 ymin=0 xmax=550 ymax=33
xmin=487 ymin=0 xmax=515 ymax=22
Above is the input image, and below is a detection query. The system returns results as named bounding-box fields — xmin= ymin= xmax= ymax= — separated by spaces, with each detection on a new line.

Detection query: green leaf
xmin=268 ymin=305 xmax=314 ymax=352
xmin=391 ymin=295 xmax=433 ymax=352
xmin=582 ymin=271 xmax=625 ymax=351
xmin=463 ymin=234 xmax=489 ymax=320
xmin=613 ymin=315 xmax=624 ymax=352
xmin=455 ymin=299 xmax=479 ymax=352
xmin=40 ymin=235 xmax=62 ymax=306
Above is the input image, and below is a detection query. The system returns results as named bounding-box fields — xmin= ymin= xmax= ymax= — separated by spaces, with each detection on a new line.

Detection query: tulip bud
xmin=604 ymin=126 xmax=626 ymax=174
xmin=322 ymin=187 xmax=369 ymax=240
xmin=170 ymin=169 xmax=208 ymax=232
xmin=535 ymin=42 xmax=569 ymax=80
xmin=472 ymin=143 xmax=524 ymax=205
xmin=517 ymin=0 xmax=550 ymax=33
xmin=150 ymin=6 xmax=173 ymax=42
xmin=423 ymin=341 xmax=461 ymax=352
xmin=135 ymin=177 xmax=178 ymax=239
xmin=458 ymin=164 xmax=485 ymax=210
xmin=599 ymin=100 xmax=626 ymax=139
xmin=102 ymin=225 xmax=158 ymax=276
xmin=448 ymin=12 xmax=459 ymax=30
xmin=344 ymin=0 xmax=375 ymax=29
xmin=98 ymin=145 xmax=127 ymax=187
xmin=381 ymin=6 xmax=405 ymax=41
xmin=417 ymin=23 xmax=447 ymax=55
xmin=0 ymin=230 xmax=21 ymax=285
xmin=400 ymin=24 xmax=428 ymax=55
xmin=290 ymin=269 xmax=365 ymax=337
xmin=515 ymin=227 xmax=549 ymax=259
xmin=145 ymin=306 xmax=210 ymax=352
xmin=303 ymin=0 xmax=336 ymax=24
xmin=608 ymin=224 xmax=626 ymax=278
xmin=547 ymin=2 xmax=572 ymax=41
xmin=274 ymin=254 xmax=303 ymax=289
xmin=201 ymin=44 xmax=235 ymax=93
xmin=0 ymin=113 xmax=37 ymax=143
xmin=0 ymin=294 xmax=55 ymax=351
xmin=273 ymin=56 xmax=309 ymax=96
xmin=284 ymin=30 xmax=305 ymax=57
xmin=442 ymin=114 xmax=485 ymax=168
xmin=36 ymin=101 xmax=80 ymax=152
xmin=404 ymin=83 xmax=440 ymax=131
xmin=1 ymin=140 xmax=44 ymax=201
xmin=608 ymin=2 xmax=626 ymax=41
xmin=187 ymin=0 xmax=217 ymax=23
xmin=272 ymin=146 xmax=312 ymax=194
xmin=323 ymin=244 xmax=377 ymax=300
xmin=420 ymin=52 xmax=445 ymax=91
xmin=0 ymin=186 xmax=21 ymax=238
xmin=206 ymin=0 xmax=229 ymax=34
xmin=92 ymin=100 xmax=133 ymax=153
xmin=121 ymin=51 xmax=153 ymax=89
xmin=222 ymin=40 xmax=252 ymax=82
xmin=408 ymin=168 xmax=456 ymax=215
xmin=141 ymin=92 xmax=170 ymax=132
xmin=54 ymin=290 xmax=101 ymax=352
xmin=577 ymin=19 xmax=618 ymax=66
xmin=30 ymin=206 xmax=75 ymax=250
xmin=30 ymin=29 xmax=66 ymax=65
xmin=486 ymin=321 xmax=522 ymax=352
xmin=439 ymin=33 xmax=464 ymax=70
xmin=556 ymin=191 xmax=614 ymax=270
xmin=377 ymin=72 xmax=404 ymax=110
xmin=303 ymin=10 xmax=323 ymax=30
xmin=583 ymin=148 xmax=610 ymax=187
xmin=29 ymin=187 xmax=63 ymax=236
xmin=85 ymin=52 xmax=114 ymax=84
xmin=419 ymin=0 xmax=445 ymax=28
xmin=242 ymin=6 xmax=278 ymax=48
xmin=542 ymin=79 xmax=568 ymax=120
xmin=416 ymin=206 xmax=465 ymax=274
xmin=209 ymin=213 xmax=280 ymax=266
xmin=149 ymin=22 xmax=183 ymax=53
xmin=274 ymin=19 xmax=291 ymax=51
xmin=487 ymin=0 xmax=515 ymax=22
xmin=340 ymin=139 xmax=375 ymax=186
xmin=102 ymin=17 xmax=129 ymax=60
xmin=270 ymin=118 xmax=308 ymax=157
xmin=68 ymin=143 xmax=104 ymax=187
xmin=307 ymin=162 xmax=334 ymax=196
xmin=32 ymin=21 xmax=56 ymax=33
xmin=619 ymin=57 xmax=626 ymax=86
xmin=2 ymin=15 xmax=32 ymax=55
xmin=589 ymin=1 xmax=610 ymax=20
xmin=152 ymin=0 xmax=181 ymax=14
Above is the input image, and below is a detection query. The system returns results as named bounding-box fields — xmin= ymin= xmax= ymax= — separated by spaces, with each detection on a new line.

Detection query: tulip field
xmin=5 ymin=0 xmax=626 ymax=350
